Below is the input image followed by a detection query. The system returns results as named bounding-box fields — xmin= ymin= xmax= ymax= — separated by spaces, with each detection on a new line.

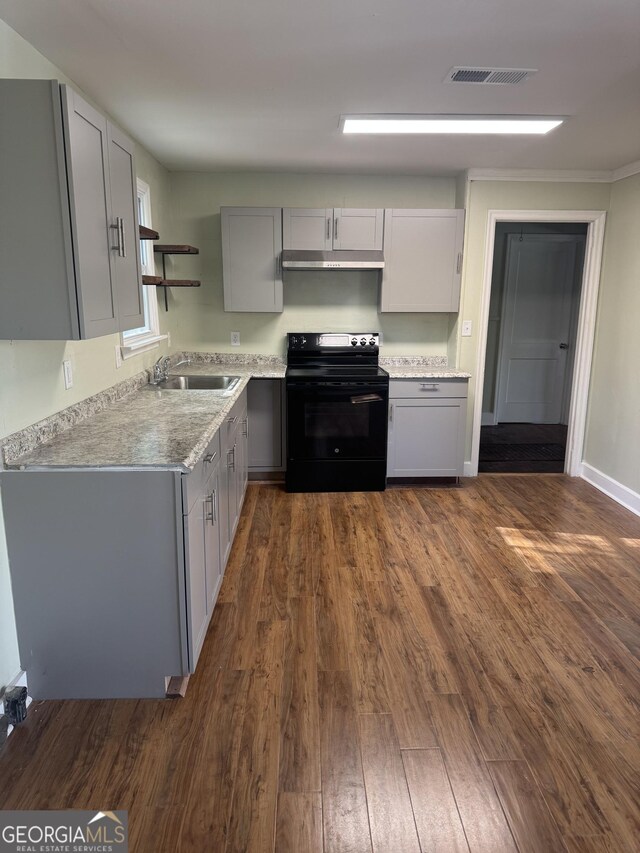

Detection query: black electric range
xmin=285 ymin=332 xmax=389 ymax=492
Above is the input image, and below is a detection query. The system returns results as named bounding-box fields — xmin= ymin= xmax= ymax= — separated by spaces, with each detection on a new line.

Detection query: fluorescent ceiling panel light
xmin=340 ymin=115 xmax=564 ymax=135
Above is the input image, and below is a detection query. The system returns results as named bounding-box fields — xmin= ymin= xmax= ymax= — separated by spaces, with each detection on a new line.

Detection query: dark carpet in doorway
xmin=479 ymin=443 xmax=567 ymax=462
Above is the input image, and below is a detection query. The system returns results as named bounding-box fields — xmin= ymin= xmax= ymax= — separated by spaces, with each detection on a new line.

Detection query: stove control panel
xmin=288 ymin=332 xmax=379 ymax=350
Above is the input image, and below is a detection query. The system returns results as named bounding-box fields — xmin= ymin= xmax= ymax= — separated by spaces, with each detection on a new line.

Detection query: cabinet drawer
xmin=182 ymin=431 xmax=221 ymax=514
xmin=389 ymin=379 xmax=468 ymax=399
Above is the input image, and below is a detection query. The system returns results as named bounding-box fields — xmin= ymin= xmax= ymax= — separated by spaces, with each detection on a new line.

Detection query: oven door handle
xmin=350 ymin=393 xmax=384 ymax=404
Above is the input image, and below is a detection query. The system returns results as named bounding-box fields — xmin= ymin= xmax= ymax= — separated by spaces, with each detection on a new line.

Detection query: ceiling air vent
xmin=446 ymin=67 xmax=537 ymax=85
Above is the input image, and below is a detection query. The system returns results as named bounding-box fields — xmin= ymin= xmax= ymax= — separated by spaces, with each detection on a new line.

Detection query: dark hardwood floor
xmin=1 ymin=476 xmax=639 ymax=852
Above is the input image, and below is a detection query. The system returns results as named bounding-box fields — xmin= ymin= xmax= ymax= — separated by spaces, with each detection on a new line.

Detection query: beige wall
xmin=0 ymin=20 xmax=172 ymax=687
xmin=166 ymin=172 xmax=457 ymax=356
xmin=584 ymin=173 xmax=640 ymax=493
xmin=456 ymin=179 xmax=612 ymax=462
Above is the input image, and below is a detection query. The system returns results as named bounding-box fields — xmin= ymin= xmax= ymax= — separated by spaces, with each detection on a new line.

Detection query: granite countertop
xmin=4 ymin=360 xmax=285 ymax=473
xmin=3 ymin=353 xmax=469 ymax=473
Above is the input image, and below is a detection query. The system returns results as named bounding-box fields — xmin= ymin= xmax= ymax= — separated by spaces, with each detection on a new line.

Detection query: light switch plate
xmin=231 ymin=331 xmax=241 ymax=346
xmin=461 ymin=320 xmax=472 ymax=337
xmin=62 ymin=359 xmax=73 ymax=390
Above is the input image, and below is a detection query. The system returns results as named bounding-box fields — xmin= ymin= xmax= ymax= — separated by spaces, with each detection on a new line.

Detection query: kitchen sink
xmin=156 ymin=374 xmax=242 ymax=393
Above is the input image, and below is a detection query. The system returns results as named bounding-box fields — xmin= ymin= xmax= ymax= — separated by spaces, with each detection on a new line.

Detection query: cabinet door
xmin=387 ymin=398 xmax=466 ymax=477
xmin=184 ymin=492 xmax=209 ymax=670
xmin=107 ymin=124 xmax=144 ymax=331
xmin=203 ymin=465 xmax=222 ymax=614
xmin=218 ymin=454 xmax=232 ymax=569
xmin=380 ymin=209 xmax=464 ymax=312
xmin=221 ymin=207 xmax=283 ymax=312
xmin=283 ymin=208 xmax=332 ymax=250
xmin=61 ymin=86 xmax=119 ymax=338
xmin=247 ymin=379 xmax=284 ymax=471
xmin=333 ymin=208 xmax=384 ymax=250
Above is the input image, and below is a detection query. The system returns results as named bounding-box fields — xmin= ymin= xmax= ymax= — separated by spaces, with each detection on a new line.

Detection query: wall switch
xmin=230 ymin=331 xmax=241 ymax=346
xmin=461 ymin=320 xmax=472 ymax=337
xmin=62 ymin=359 xmax=73 ymax=390
xmin=115 ymin=345 xmax=123 ymax=369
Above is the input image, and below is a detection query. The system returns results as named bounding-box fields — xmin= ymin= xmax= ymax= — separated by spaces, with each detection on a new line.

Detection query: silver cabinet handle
xmin=241 ymin=417 xmax=248 ymax=437
xmin=334 ymin=216 xmax=338 ymax=241
xmin=326 ymin=217 xmax=331 ymax=240
xmin=420 ymin=383 xmax=440 ymax=390
xmin=227 ymin=416 xmax=237 ymax=424
xmin=389 ymin=403 xmax=394 ymax=423
xmin=227 ymin=446 xmax=236 ymax=470
xmin=205 ymin=493 xmax=214 ymax=523
xmin=204 ymin=451 xmax=217 ymax=464
xmin=456 ymin=252 xmax=462 ymax=274
xmin=211 ymin=489 xmax=217 ymax=524
xmin=119 ymin=216 xmax=126 ymax=258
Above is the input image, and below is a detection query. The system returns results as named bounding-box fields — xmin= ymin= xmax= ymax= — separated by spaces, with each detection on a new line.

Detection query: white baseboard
xmin=463 ymin=461 xmax=476 ymax=477
xmin=580 ymin=463 xmax=640 ymax=517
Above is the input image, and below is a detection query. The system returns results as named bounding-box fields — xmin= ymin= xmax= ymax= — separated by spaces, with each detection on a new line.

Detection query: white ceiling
xmin=1 ymin=0 xmax=639 ymax=175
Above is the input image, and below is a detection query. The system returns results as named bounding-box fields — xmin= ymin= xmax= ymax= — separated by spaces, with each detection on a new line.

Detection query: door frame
xmin=470 ymin=209 xmax=607 ymax=476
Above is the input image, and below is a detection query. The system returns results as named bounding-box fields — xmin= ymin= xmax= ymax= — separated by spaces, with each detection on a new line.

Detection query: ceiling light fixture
xmin=340 ymin=115 xmax=564 ymax=135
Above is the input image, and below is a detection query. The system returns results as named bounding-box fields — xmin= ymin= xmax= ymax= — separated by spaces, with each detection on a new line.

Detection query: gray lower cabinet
xmin=247 ymin=379 xmax=286 ymax=473
xmin=1 ymin=391 xmax=249 ymax=699
xmin=0 ymin=79 xmax=143 ymax=340
xmin=221 ymin=207 xmax=283 ymax=312
xmin=387 ymin=379 xmax=468 ymax=478
xmin=380 ymin=209 xmax=465 ymax=313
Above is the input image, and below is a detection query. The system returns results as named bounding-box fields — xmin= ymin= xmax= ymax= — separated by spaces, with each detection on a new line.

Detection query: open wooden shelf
xmin=139 ymin=225 xmax=159 ymax=240
xmin=153 ymin=244 xmax=199 ymax=255
xmin=142 ymin=276 xmax=200 ymax=288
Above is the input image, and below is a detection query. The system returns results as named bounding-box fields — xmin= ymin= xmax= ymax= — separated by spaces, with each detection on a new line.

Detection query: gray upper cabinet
xmin=282 ymin=207 xmax=384 ymax=251
xmin=0 ymin=79 xmax=143 ymax=340
xmin=380 ymin=209 xmax=464 ymax=313
xmin=221 ymin=207 xmax=283 ymax=312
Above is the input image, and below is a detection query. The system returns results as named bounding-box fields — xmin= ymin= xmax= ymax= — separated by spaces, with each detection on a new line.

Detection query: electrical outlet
xmin=62 ymin=359 xmax=73 ymax=390
xmin=461 ymin=320 xmax=472 ymax=337
xmin=115 ymin=345 xmax=122 ymax=368
xmin=230 ymin=331 xmax=241 ymax=347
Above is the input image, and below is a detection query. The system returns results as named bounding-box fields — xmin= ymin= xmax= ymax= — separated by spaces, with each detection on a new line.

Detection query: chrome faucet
xmin=152 ymin=355 xmax=191 ymax=384
xmin=152 ymin=355 xmax=172 ymax=384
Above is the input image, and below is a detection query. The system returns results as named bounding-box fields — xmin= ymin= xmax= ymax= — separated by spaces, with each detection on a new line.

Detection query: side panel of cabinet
xmin=334 ymin=208 xmax=384 ymax=250
xmin=380 ymin=209 xmax=464 ymax=312
xmin=107 ymin=124 xmax=144 ymax=331
xmin=221 ymin=207 xmax=283 ymax=312
xmin=0 ymin=79 xmax=78 ymax=340
xmin=61 ymin=85 xmax=119 ymax=338
xmin=387 ymin=397 xmax=467 ymax=477
xmin=247 ymin=379 xmax=285 ymax=471
xmin=283 ymin=208 xmax=332 ymax=250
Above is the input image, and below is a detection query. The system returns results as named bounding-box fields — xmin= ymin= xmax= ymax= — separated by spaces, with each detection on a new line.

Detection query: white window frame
xmin=120 ymin=179 xmax=167 ymax=358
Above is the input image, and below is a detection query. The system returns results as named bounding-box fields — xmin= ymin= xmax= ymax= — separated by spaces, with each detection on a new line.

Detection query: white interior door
xmin=496 ymin=235 xmax=580 ymax=423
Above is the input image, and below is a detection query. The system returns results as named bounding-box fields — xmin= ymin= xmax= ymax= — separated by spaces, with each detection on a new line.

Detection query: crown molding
xmin=466 ymin=168 xmax=612 ymax=183
xmin=466 ymin=162 xmax=640 ymax=184
xmin=611 ymin=160 xmax=640 ymax=182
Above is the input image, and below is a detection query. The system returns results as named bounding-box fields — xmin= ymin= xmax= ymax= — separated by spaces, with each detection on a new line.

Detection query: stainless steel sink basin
xmin=156 ymin=374 xmax=241 ymax=392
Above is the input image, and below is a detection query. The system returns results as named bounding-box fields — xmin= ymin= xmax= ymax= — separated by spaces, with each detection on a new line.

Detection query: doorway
xmin=480 ymin=222 xmax=588 ymax=472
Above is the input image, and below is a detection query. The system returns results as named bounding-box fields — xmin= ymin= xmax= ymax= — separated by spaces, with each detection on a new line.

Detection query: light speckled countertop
xmin=5 ymin=363 xmax=285 ymax=473
xmin=4 ymin=356 xmax=469 ymax=472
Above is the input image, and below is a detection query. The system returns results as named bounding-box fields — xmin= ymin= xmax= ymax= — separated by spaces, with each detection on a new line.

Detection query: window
xmin=120 ymin=180 xmax=166 ymax=357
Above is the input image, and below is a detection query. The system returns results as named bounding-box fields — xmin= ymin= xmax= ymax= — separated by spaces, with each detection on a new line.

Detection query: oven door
xmin=287 ymin=381 xmax=389 ymax=461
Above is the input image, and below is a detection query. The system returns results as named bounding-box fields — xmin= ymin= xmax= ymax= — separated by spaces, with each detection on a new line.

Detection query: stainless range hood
xmin=281 ymin=249 xmax=385 ymax=270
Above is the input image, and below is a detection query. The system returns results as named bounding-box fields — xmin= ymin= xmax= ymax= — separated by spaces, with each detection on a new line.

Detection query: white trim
xmin=466 ymin=168 xmax=612 ymax=183
xmin=469 ymin=209 xmax=607 ymax=478
xmin=121 ymin=333 xmax=168 ymax=360
xmin=611 ymin=160 xmax=640 ymax=182
xmin=580 ymin=463 xmax=640 ymax=517
xmin=463 ymin=461 xmax=474 ymax=477
xmin=481 ymin=412 xmax=497 ymax=426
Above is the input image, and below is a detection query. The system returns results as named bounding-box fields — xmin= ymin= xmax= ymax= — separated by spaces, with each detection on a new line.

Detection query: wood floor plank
xmin=488 ymin=759 xmax=566 ymax=853
xmin=318 ymin=670 xmax=373 ymax=853
xmin=402 ymin=748 xmax=470 ymax=852
xmin=279 ymin=596 xmax=321 ymax=793
xmin=275 ymin=792 xmax=323 ymax=853
xmin=358 ymin=713 xmax=421 ymax=853
xmin=225 ymin=620 xmax=286 ymax=853
xmin=429 ymin=693 xmax=518 ymax=852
